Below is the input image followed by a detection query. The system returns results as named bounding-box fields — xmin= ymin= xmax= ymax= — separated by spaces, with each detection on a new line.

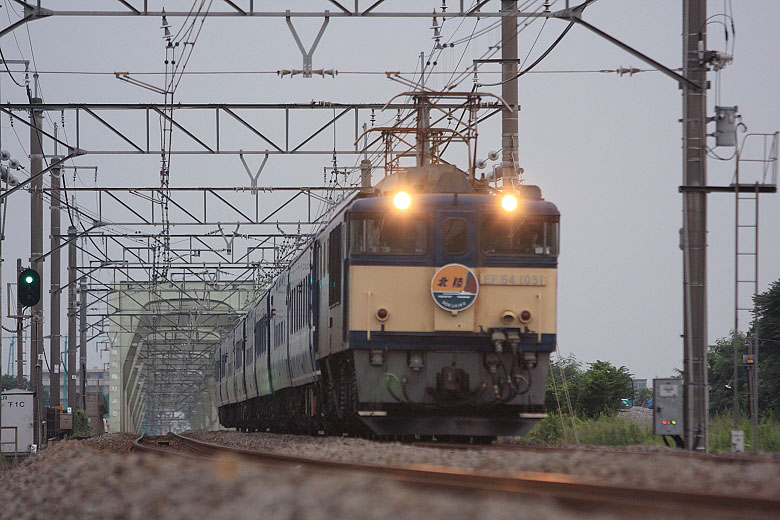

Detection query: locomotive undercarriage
xmin=219 ymin=348 xmax=549 ymax=440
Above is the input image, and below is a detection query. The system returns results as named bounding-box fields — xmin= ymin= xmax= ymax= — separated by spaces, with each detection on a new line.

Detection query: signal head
xmin=18 ymin=268 xmax=41 ymax=307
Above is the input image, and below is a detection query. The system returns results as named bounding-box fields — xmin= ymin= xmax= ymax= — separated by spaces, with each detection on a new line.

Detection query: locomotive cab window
xmin=442 ymin=218 xmax=468 ymax=255
xmin=481 ymin=216 xmax=559 ymax=256
xmin=350 ymin=214 xmax=427 ymax=255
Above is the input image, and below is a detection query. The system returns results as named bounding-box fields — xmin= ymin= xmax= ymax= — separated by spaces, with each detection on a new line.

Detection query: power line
xmin=0 ymin=67 xmax=673 ymax=76
xmin=477 ymin=20 xmax=575 ymax=87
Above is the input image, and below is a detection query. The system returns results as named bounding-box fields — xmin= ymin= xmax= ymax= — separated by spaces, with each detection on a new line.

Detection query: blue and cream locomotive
xmin=216 ymin=163 xmax=559 ymax=439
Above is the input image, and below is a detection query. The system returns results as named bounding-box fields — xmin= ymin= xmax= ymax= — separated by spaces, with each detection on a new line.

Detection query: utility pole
xmin=79 ymin=271 xmax=87 ymax=410
xmin=501 ymin=0 xmax=519 ymax=182
xmin=415 ymin=95 xmax=431 ymax=167
xmin=67 ymin=225 xmax=77 ymax=410
xmin=681 ymin=0 xmax=708 ymax=451
xmin=16 ymin=258 xmax=23 ymax=387
xmin=49 ymin=127 xmax=61 ymax=410
xmin=29 ymin=95 xmax=44 ymax=446
xmin=0 ymin=178 xmax=3 ymax=435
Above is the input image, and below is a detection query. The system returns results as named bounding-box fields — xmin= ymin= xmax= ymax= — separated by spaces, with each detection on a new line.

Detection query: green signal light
xmin=24 ymin=276 xmax=33 ymax=284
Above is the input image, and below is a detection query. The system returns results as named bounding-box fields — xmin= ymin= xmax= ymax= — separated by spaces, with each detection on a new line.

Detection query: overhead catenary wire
xmin=3 ymin=3 xmax=79 ymax=229
xmin=444 ymin=0 xmax=554 ymax=90
xmin=341 ymin=1 xmax=553 ymax=191
xmin=0 ymin=68 xmax=674 ymax=76
xmin=0 ymin=44 xmax=25 ymax=88
xmin=477 ymin=20 xmax=575 ymax=87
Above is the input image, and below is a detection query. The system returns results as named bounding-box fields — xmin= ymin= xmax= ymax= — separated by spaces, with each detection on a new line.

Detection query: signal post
xmin=29 ymin=96 xmax=44 ymax=446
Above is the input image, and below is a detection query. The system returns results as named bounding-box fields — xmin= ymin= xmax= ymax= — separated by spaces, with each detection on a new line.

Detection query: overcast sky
xmin=0 ymin=0 xmax=777 ymax=382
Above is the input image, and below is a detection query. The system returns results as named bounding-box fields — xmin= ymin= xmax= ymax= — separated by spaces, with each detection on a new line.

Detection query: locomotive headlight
xmin=394 ymin=191 xmax=411 ymax=210
xmin=501 ymin=193 xmax=518 ymax=212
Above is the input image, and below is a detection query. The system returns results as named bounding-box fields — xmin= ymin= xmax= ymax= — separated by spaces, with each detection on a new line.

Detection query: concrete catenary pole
xmin=79 ymin=269 xmax=87 ymax=410
xmin=501 ymin=0 xmax=519 ymax=182
xmin=681 ymin=0 xmax=708 ymax=451
xmin=49 ymin=128 xmax=61 ymax=410
xmin=67 ymin=225 xmax=77 ymax=410
xmin=29 ymin=95 xmax=44 ymax=445
xmin=0 ymin=181 xmax=3 ymax=434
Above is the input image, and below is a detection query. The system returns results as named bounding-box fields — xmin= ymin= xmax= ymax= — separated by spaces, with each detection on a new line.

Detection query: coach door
xmin=326 ymin=223 xmax=344 ymax=355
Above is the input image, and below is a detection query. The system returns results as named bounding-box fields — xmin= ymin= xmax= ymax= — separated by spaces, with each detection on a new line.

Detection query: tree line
xmin=545 ymin=278 xmax=780 ymax=419
xmin=545 ymin=356 xmax=634 ymax=418
xmin=708 ymin=279 xmax=780 ymax=417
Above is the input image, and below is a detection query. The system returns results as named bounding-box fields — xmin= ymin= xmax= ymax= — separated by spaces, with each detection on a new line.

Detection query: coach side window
xmin=328 ymin=224 xmax=342 ymax=306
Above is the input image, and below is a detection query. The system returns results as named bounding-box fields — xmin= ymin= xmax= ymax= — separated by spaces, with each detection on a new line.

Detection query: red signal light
xmin=519 ymin=310 xmax=532 ymax=323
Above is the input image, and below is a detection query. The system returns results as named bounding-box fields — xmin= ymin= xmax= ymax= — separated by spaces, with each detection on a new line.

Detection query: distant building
xmin=632 ymin=378 xmax=648 ymax=393
xmin=42 ymin=368 xmax=109 ymax=410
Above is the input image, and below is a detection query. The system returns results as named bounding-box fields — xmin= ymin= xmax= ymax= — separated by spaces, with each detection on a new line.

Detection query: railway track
xmin=133 ymin=432 xmax=780 ymax=518
xmin=408 ymin=440 xmax=776 ymax=464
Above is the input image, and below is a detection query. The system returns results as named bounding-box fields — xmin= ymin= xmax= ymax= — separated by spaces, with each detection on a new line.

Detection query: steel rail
xmin=129 ymin=432 xmax=780 ymax=517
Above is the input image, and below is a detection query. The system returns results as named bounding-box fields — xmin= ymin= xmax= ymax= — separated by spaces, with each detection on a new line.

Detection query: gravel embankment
xmin=80 ymin=432 xmax=139 ymax=453
xmin=617 ymin=406 xmax=654 ymax=427
xmin=184 ymin=430 xmax=780 ymax=499
xmin=0 ymin=440 xmax=633 ymax=520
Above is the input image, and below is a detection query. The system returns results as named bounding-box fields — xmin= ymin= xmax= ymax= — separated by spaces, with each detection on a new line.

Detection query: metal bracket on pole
xmin=285 ymin=10 xmax=330 ymax=78
xmin=552 ymin=2 xmax=702 ymax=91
xmin=0 ymin=1 xmax=52 ymax=40
xmin=239 ymin=150 xmax=268 ymax=220
xmin=217 ymin=223 xmax=240 ymax=255
xmin=0 ymin=152 xmax=82 ymax=201
xmin=239 ymin=150 xmax=269 ymax=189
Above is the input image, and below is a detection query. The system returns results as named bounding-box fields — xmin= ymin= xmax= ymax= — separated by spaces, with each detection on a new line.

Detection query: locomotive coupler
xmin=436 ymin=366 xmax=471 ymax=401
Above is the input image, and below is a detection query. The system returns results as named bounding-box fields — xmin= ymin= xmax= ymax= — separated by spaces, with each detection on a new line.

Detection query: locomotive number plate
xmin=480 ymin=274 xmax=547 ymax=286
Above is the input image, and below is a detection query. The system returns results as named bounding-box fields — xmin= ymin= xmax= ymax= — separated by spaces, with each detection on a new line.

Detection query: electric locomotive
xmin=215 ymin=163 xmax=559 ymax=439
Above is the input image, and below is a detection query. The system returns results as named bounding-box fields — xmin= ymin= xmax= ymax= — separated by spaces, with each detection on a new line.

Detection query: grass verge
xmin=526 ymin=412 xmax=780 ymax=451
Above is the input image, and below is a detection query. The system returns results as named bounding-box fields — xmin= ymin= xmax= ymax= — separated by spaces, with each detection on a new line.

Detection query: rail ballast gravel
xmin=133 ymin=432 xmax=780 ymax=518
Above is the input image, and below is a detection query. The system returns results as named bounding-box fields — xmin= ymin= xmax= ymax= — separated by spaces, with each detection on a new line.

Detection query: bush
xmin=545 ymin=357 xmax=634 ymax=419
xmin=72 ymin=409 xmax=93 ymax=437
xmin=576 ymin=415 xmax=660 ymax=447
xmin=525 ymin=414 xmax=566 ymax=444
xmin=526 ymin=413 xmax=661 ymax=447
